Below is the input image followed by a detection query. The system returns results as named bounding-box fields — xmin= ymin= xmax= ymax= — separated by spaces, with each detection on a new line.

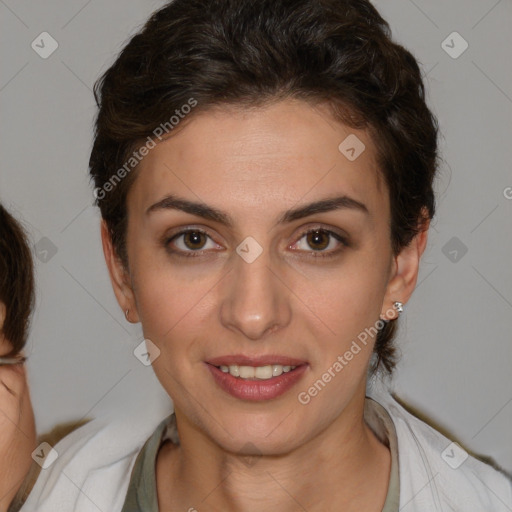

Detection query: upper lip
xmin=206 ymin=354 xmax=307 ymax=367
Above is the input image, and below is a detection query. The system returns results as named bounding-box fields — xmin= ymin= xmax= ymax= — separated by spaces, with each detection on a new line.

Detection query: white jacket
xmin=19 ymin=393 xmax=512 ymax=512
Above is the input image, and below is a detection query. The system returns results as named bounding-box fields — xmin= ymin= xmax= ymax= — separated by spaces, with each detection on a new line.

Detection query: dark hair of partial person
xmin=89 ymin=0 xmax=439 ymax=374
xmin=0 ymin=203 xmax=35 ymax=355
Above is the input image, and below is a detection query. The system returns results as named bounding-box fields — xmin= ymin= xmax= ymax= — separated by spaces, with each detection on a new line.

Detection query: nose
xmin=219 ymin=247 xmax=291 ymax=341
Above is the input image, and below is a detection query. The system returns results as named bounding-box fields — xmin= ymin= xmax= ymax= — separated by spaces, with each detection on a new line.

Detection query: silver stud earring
xmin=393 ymin=301 xmax=404 ymax=314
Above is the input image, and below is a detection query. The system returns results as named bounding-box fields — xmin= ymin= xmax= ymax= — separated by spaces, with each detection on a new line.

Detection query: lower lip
xmin=206 ymin=363 xmax=308 ymax=401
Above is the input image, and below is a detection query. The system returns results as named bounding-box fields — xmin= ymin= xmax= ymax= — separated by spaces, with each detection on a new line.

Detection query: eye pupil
xmin=184 ymin=231 xmax=206 ymax=250
xmin=307 ymin=230 xmax=329 ymax=251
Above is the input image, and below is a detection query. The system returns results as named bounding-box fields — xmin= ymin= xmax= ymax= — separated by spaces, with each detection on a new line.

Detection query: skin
xmin=103 ymin=99 xmax=428 ymax=511
xmin=0 ymin=303 xmax=36 ymax=512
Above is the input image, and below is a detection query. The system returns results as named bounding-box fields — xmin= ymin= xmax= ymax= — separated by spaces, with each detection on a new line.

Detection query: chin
xmin=205 ymin=407 xmax=308 ymax=455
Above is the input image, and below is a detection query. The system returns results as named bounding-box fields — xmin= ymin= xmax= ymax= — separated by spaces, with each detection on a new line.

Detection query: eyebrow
xmin=146 ymin=194 xmax=369 ymax=227
xmin=279 ymin=195 xmax=369 ymax=223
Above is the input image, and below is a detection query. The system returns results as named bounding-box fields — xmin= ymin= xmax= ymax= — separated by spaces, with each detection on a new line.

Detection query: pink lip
xmin=205 ymin=361 xmax=308 ymax=402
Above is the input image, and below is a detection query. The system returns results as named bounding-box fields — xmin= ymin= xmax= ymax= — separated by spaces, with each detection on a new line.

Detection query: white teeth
xmin=272 ymin=364 xmax=283 ymax=377
xmin=218 ymin=364 xmax=297 ymax=380
xmin=239 ymin=366 xmax=255 ymax=379
xmin=255 ymin=365 xmax=273 ymax=379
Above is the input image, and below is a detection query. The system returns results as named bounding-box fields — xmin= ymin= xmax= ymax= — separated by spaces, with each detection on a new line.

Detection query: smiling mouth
xmin=214 ymin=364 xmax=298 ymax=380
xmin=206 ymin=359 xmax=308 ymax=401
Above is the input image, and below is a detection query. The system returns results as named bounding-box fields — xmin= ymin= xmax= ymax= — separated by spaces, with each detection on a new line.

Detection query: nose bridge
xmin=219 ymin=245 xmax=290 ymax=339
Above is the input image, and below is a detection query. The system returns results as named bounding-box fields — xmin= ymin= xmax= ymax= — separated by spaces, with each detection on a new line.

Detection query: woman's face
xmin=105 ymin=99 xmax=422 ymax=455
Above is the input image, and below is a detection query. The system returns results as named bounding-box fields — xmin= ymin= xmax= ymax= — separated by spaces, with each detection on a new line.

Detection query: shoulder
xmin=19 ymin=412 xmax=169 ymax=512
xmin=371 ymin=392 xmax=512 ymax=512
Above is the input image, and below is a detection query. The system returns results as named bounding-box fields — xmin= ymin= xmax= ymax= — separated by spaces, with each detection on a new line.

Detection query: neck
xmin=157 ymin=392 xmax=390 ymax=512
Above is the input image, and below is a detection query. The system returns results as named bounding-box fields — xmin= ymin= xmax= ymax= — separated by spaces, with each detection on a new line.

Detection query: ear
xmin=100 ymin=220 xmax=140 ymax=323
xmin=380 ymin=220 xmax=430 ymax=320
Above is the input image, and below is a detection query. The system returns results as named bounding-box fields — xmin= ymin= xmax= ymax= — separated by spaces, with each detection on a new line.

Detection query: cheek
xmin=289 ymin=250 xmax=391 ymax=399
xmin=130 ymin=247 xmax=219 ymax=363
xmin=293 ymin=262 xmax=389 ymax=415
xmin=134 ymin=272 xmax=204 ymax=343
xmin=132 ymin=266 xmax=209 ymax=399
xmin=294 ymin=254 xmax=389 ymax=340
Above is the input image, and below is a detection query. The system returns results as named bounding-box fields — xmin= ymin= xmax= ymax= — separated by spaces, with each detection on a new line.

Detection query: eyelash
xmin=164 ymin=228 xmax=220 ymax=258
xmin=289 ymin=228 xmax=348 ymax=259
xmin=164 ymin=226 xmax=349 ymax=260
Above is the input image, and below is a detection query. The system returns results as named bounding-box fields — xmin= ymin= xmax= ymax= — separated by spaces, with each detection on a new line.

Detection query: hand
xmin=0 ymin=356 xmax=36 ymax=512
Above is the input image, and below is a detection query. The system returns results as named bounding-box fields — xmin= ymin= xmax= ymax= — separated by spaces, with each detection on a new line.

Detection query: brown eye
xmin=289 ymin=227 xmax=347 ymax=257
xmin=166 ymin=229 xmax=219 ymax=254
xmin=182 ymin=231 xmax=208 ymax=250
xmin=306 ymin=230 xmax=330 ymax=251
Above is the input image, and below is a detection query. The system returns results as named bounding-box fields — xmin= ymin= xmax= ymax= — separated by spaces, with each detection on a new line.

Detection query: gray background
xmin=1 ymin=0 xmax=511 ymax=475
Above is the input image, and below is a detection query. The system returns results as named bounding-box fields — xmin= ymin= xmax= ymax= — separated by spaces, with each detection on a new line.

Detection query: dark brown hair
xmin=0 ymin=203 xmax=35 ymax=355
xmin=90 ymin=0 xmax=439 ymax=374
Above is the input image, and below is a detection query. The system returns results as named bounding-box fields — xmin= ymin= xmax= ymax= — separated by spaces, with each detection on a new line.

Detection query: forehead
xmin=129 ymin=99 xmax=387 ymax=220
